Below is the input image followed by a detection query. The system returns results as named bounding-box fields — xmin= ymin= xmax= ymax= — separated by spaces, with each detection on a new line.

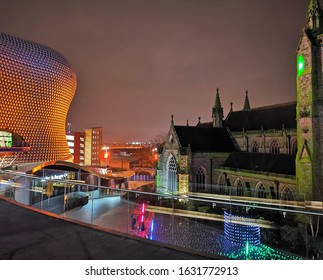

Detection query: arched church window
xmin=195 ymin=167 xmax=206 ymax=192
xmin=167 ymin=155 xmax=177 ymax=193
xmin=251 ymin=141 xmax=259 ymax=153
xmin=235 ymin=179 xmax=244 ymax=196
xmin=270 ymin=139 xmax=280 ymax=154
xmin=281 ymin=186 xmax=294 ymax=201
xmin=256 ymin=182 xmax=266 ymax=199
xmin=218 ymin=174 xmax=225 ymax=194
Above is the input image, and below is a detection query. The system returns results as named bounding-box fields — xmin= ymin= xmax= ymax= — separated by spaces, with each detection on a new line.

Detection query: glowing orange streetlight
xmin=102 ymin=146 xmax=109 ymax=164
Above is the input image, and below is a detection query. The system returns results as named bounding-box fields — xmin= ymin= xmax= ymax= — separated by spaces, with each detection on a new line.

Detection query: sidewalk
xmin=0 ymin=198 xmax=212 ymax=260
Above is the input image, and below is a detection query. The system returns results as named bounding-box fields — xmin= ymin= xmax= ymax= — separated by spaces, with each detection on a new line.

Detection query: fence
xmin=1 ymin=169 xmax=323 ymax=260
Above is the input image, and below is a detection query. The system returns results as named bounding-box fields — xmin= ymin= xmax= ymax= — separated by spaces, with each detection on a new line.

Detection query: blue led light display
xmin=224 ymin=211 xmax=260 ymax=245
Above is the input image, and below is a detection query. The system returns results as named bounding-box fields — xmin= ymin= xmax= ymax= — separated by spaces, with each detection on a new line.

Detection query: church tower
xmin=296 ymin=0 xmax=323 ymax=201
xmin=212 ymin=88 xmax=223 ymax=127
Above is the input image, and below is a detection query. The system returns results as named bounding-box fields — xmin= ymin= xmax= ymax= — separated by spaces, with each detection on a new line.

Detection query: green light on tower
xmin=297 ymin=55 xmax=305 ymax=76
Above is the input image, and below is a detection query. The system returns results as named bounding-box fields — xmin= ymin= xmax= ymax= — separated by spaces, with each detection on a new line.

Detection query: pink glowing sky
xmin=0 ymin=0 xmax=310 ymax=142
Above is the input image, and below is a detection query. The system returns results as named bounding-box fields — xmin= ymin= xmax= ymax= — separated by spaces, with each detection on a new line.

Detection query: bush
xmin=197 ymin=206 xmax=211 ymax=213
xmin=280 ymin=224 xmax=305 ymax=252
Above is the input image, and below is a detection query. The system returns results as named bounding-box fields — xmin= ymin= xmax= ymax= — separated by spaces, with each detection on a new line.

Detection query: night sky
xmin=0 ymin=0 xmax=311 ymax=142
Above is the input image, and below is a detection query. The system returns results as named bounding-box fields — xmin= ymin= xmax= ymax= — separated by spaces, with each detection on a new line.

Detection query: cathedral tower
xmin=296 ymin=0 xmax=323 ymax=201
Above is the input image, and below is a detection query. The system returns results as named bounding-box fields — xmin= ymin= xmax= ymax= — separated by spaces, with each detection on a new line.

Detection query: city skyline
xmin=0 ymin=0 xmax=310 ymax=142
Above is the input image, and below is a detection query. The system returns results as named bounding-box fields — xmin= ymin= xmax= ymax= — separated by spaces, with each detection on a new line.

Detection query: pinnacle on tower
xmin=243 ymin=90 xmax=251 ymax=110
xmin=212 ymin=87 xmax=223 ymax=127
xmin=307 ymin=0 xmax=323 ymax=32
xmin=214 ymin=87 xmax=222 ymax=109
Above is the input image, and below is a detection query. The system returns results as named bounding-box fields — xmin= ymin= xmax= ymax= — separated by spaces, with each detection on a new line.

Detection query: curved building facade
xmin=0 ymin=32 xmax=76 ymax=163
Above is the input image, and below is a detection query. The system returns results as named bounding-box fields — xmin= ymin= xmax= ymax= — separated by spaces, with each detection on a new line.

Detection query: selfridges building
xmin=0 ymin=32 xmax=76 ymax=163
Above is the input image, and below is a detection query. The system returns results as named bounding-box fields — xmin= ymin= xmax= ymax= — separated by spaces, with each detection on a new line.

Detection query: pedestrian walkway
xmin=0 ymin=198 xmax=213 ymax=260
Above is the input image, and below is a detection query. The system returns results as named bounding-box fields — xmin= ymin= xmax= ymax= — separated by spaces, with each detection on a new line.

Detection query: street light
xmin=102 ymin=145 xmax=109 ymax=166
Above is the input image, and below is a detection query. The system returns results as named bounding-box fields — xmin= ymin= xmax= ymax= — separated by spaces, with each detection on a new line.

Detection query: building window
xmin=167 ymin=155 xmax=177 ymax=193
xmin=256 ymin=182 xmax=266 ymax=199
xmin=252 ymin=141 xmax=259 ymax=153
xmin=270 ymin=139 xmax=280 ymax=154
xmin=195 ymin=167 xmax=206 ymax=192
xmin=281 ymin=186 xmax=294 ymax=201
xmin=235 ymin=179 xmax=243 ymax=196
xmin=218 ymin=175 xmax=225 ymax=194
xmin=0 ymin=131 xmax=12 ymax=147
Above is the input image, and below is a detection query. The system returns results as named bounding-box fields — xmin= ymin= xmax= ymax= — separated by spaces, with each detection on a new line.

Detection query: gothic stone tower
xmin=296 ymin=0 xmax=323 ymax=201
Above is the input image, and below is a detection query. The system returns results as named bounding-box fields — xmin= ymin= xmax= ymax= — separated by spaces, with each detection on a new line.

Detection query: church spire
xmin=307 ymin=0 xmax=323 ymax=32
xmin=243 ymin=90 xmax=251 ymax=110
xmin=212 ymin=87 xmax=223 ymax=127
xmin=214 ymin=87 xmax=221 ymax=108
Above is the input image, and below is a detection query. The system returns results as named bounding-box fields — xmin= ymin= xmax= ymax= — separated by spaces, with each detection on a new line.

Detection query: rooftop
xmin=221 ymin=152 xmax=296 ymax=175
xmin=224 ymin=102 xmax=296 ymax=131
xmin=174 ymin=125 xmax=237 ymax=152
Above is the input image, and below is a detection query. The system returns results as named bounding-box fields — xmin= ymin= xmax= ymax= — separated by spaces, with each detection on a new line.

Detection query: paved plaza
xmin=0 ymin=198 xmax=213 ymax=260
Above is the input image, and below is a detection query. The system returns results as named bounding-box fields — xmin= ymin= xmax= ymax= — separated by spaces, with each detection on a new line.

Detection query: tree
xmin=280 ymin=225 xmax=304 ymax=251
xmin=150 ymin=131 xmax=167 ymax=146
xmin=306 ymin=215 xmax=320 ymax=238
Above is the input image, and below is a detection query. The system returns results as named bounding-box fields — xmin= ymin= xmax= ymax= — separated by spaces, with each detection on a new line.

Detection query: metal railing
xmin=1 ymin=169 xmax=323 ymax=260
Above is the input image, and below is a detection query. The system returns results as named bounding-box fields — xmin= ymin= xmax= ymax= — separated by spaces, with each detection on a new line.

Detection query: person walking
xmin=131 ymin=212 xmax=136 ymax=231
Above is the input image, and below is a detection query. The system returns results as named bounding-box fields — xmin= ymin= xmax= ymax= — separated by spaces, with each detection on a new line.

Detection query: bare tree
xmin=306 ymin=215 xmax=320 ymax=238
xmin=150 ymin=131 xmax=167 ymax=146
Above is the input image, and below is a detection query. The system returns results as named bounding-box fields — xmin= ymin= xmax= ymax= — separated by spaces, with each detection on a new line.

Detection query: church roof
xmin=174 ymin=125 xmax=237 ymax=152
xmin=224 ymin=101 xmax=296 ymax=131
xmin=196 ymin=121 xmax=213 ymax=128
xmin=221 ymin=152 xmax=296 ymax=175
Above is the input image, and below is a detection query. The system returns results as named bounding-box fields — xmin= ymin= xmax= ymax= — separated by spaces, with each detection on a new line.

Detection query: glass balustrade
xmin=1 ymin=169 xmax=322 ymax=260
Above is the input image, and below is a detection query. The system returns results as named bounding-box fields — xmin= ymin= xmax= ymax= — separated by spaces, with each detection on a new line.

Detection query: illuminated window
xmin=0 ymin=131 xmax=12 ymax=147
xmin=167 ymin=155 xmax=177 ymax=193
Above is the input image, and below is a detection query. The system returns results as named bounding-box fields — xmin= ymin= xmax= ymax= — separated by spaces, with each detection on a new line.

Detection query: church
xmin=156 ymin=0 xmax=323 ymax=203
